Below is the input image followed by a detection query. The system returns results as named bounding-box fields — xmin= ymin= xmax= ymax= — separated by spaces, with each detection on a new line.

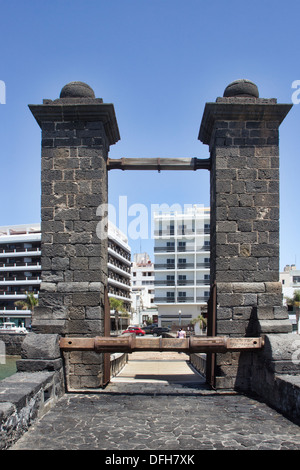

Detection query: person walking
xmin=177 ymin=328 xmax=186 ymax=338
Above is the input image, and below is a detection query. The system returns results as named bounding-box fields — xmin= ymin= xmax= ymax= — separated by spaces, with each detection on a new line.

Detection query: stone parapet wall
xmin=190 ymin=353 xmax=206 ymax=377
xmin=0 ymin=370 xmax=64 ymax=450
xmin=0 ymin=334 xmax=26 ymax=356
xmin=250 ymin=334 xmax=300 ymax=424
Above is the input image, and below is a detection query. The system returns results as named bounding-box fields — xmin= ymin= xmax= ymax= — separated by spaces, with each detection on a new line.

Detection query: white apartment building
xmin=280 ymin=264 xmax=300 ymax=333
xmin=0 ymin=222 xmax=131 ymax=329
xmin=0 ymin=224 xmax=41 ymax=328
xmin=153 ymin=206 xmax=210 ymax=328
xmin=107 ymin=222 xmax=132 ymax=313
xmin=131 ymin=253 xmax=157 ymax=325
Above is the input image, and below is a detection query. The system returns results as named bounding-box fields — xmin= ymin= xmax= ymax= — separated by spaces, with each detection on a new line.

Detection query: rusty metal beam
xmin=107 ymin=157 xmax=211 ymax=172
xmin=60 ymin=335 xmax=264 ymax=354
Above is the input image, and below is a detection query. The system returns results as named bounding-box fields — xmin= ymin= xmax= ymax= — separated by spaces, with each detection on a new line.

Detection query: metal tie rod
xmin=107 ymin=157 xmax=211 ymax=172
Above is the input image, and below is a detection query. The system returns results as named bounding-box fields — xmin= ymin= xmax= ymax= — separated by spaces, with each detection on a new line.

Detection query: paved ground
xmin=10 ymin=351 xmax=300 ymax=451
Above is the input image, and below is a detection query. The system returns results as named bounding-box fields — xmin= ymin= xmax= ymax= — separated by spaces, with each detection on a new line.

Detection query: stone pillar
xmin=199 ymin=79 xmax=292 ymax=390
xmin=29 ymin=81 xmax=120 ymax=389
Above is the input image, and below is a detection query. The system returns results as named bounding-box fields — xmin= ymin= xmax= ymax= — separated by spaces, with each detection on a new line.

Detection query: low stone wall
xmin=190 ymin=353 xmax=206 ymax=377
xmin=249 ymin=334 xmax=300 ymax=425
xmin=110 ymin=353 xmax=127 ymax=377
xmin=0 ymin=333 xmax=26 ymax=356
xmin=0 ymin=369 xmax=64 ymax=450
xmin=0 ymin=344 xmax=127 ymax=450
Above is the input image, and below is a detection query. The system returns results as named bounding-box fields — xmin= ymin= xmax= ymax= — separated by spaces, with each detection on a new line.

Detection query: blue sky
xmin=0 ymin=0 xmax=299 ymax=270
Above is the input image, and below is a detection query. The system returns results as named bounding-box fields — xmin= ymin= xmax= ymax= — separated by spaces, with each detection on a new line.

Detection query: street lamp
xmin=179 ymin=310 xmax=181 ymax=328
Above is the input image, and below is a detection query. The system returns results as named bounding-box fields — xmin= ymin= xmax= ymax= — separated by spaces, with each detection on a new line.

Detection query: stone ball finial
xmin=223 ymin=79 xmax=259 ymax=98
xmin=60 ymin=81 xmax=96 ymax=99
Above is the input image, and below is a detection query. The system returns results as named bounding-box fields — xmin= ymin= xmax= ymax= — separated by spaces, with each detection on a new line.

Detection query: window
xmin=166 ymin=292 xmax=175 ymax=302
xmin=167 ymin=259 xmax=175 ymax=267
xmin=167 ymin=225 xmax=175 ymax=235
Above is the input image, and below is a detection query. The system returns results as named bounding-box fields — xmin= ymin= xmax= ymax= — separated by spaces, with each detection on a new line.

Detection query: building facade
xmin=153 ymin=206 xmax=210 ymax=328
xmin=0 ymin=224 xmax=41 ymax=328
xmin=280 ymin=264 xmax=300 ymax=333
xmin=131 ymin=252 xmax=157 ymax=325
xmin=0 ymin=222 xmax=131 ymax=329
xmin=107 ymin=222 xmax=132 ymax=314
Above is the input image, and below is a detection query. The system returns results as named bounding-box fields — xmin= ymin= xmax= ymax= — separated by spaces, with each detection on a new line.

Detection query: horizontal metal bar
xmin=107 ymin=157 xmax=210 ymax=171
xmin=60 ymin=336 xmax=264 ymax=354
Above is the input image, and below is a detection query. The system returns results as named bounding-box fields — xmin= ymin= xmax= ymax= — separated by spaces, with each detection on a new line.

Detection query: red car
xmin=122 ymin=326 xmax=145 ymax=336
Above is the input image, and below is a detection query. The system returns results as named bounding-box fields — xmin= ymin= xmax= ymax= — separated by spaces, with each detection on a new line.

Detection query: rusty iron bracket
xmin=60 ymin=335 xmax=264 ymax=354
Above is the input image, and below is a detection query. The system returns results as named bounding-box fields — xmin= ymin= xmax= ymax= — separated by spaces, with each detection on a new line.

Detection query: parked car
xmin=152 ymin=326 xmax=171 ymax=337
xmin=142 ymin=324 xmax=159 ymax=334
xmin=122 ymin=326 xmax=145 ymax=336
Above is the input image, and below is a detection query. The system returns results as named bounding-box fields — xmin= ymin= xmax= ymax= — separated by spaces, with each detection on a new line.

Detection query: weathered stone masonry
xmin=199 ymin=79 xmax=293 ymax=390
xmin=27 ymin=82 xmax=120 ymax=389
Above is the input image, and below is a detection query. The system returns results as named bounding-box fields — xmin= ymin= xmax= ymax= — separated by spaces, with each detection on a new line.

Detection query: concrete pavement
xmin=10 ymin=351 xmax=300 ymax=451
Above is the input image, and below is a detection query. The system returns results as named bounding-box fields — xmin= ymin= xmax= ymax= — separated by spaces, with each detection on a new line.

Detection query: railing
xmin=177 ymin=296 xmax=194 ymax=302
xmin=154 ymin=263 xmax=175 ymax=269
xmin=0 ymin=288 xmax=39 ymax=295
xmin=0 ymin=247 xmax=40 ymax=254
xmin=154 ymin=280 xmax=176 ymax=286
xmin=0 ymin=276 xmax=41 ymax=282
xmin=153 ymin=297 xmax=176 ymax=303
xmin=177 ymin=263 xmax=194 ymax=269
xmin=154 ymin=279 xmax=210 ymax=286
xmin=154 ymin=246 xmax=175 ymax=252
xmin=0 ymin=262 xmax=41 ymax=268
xmin=154 ymin=263 xmax=196 ymax=269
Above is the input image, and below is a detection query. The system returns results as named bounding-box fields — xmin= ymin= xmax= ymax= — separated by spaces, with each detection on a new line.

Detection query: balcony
xmin=177 ymin=263 xmax=194 ymax=269
xmin=153 ymin=297 xmax=176 ymax=303
xmin=196 ymin=296 xmax=210 ymax=302
xmin=154 ymin=263 xmax=175 ymax=270
xmin=0 ymin=262 xmax=41 ymax=271
xmin=154 ymin=280 xmax=175 ymax=286
xmin=0 ymin=247 xmax=41 ymax=257
xmin=154 ymin=246 xmax=175 ymax=253
xmin=153 ymin=296 xmax=195 ymax=303
xmin=177 ymin=296 xmax=194 ymax=303
xmin=196 ymin=262 xmax=210 ymax=269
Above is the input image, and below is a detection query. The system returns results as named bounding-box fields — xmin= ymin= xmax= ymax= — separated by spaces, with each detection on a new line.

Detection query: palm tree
xmin=14 ymin=293 xmax=38 ymax=313
xmin=191 ymin=314 xmax=207 ymax=335
xmin=286 ymin=290 xmax=300 ymax=333
xmin=109 ymin=297 xmax=127 ymax=335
